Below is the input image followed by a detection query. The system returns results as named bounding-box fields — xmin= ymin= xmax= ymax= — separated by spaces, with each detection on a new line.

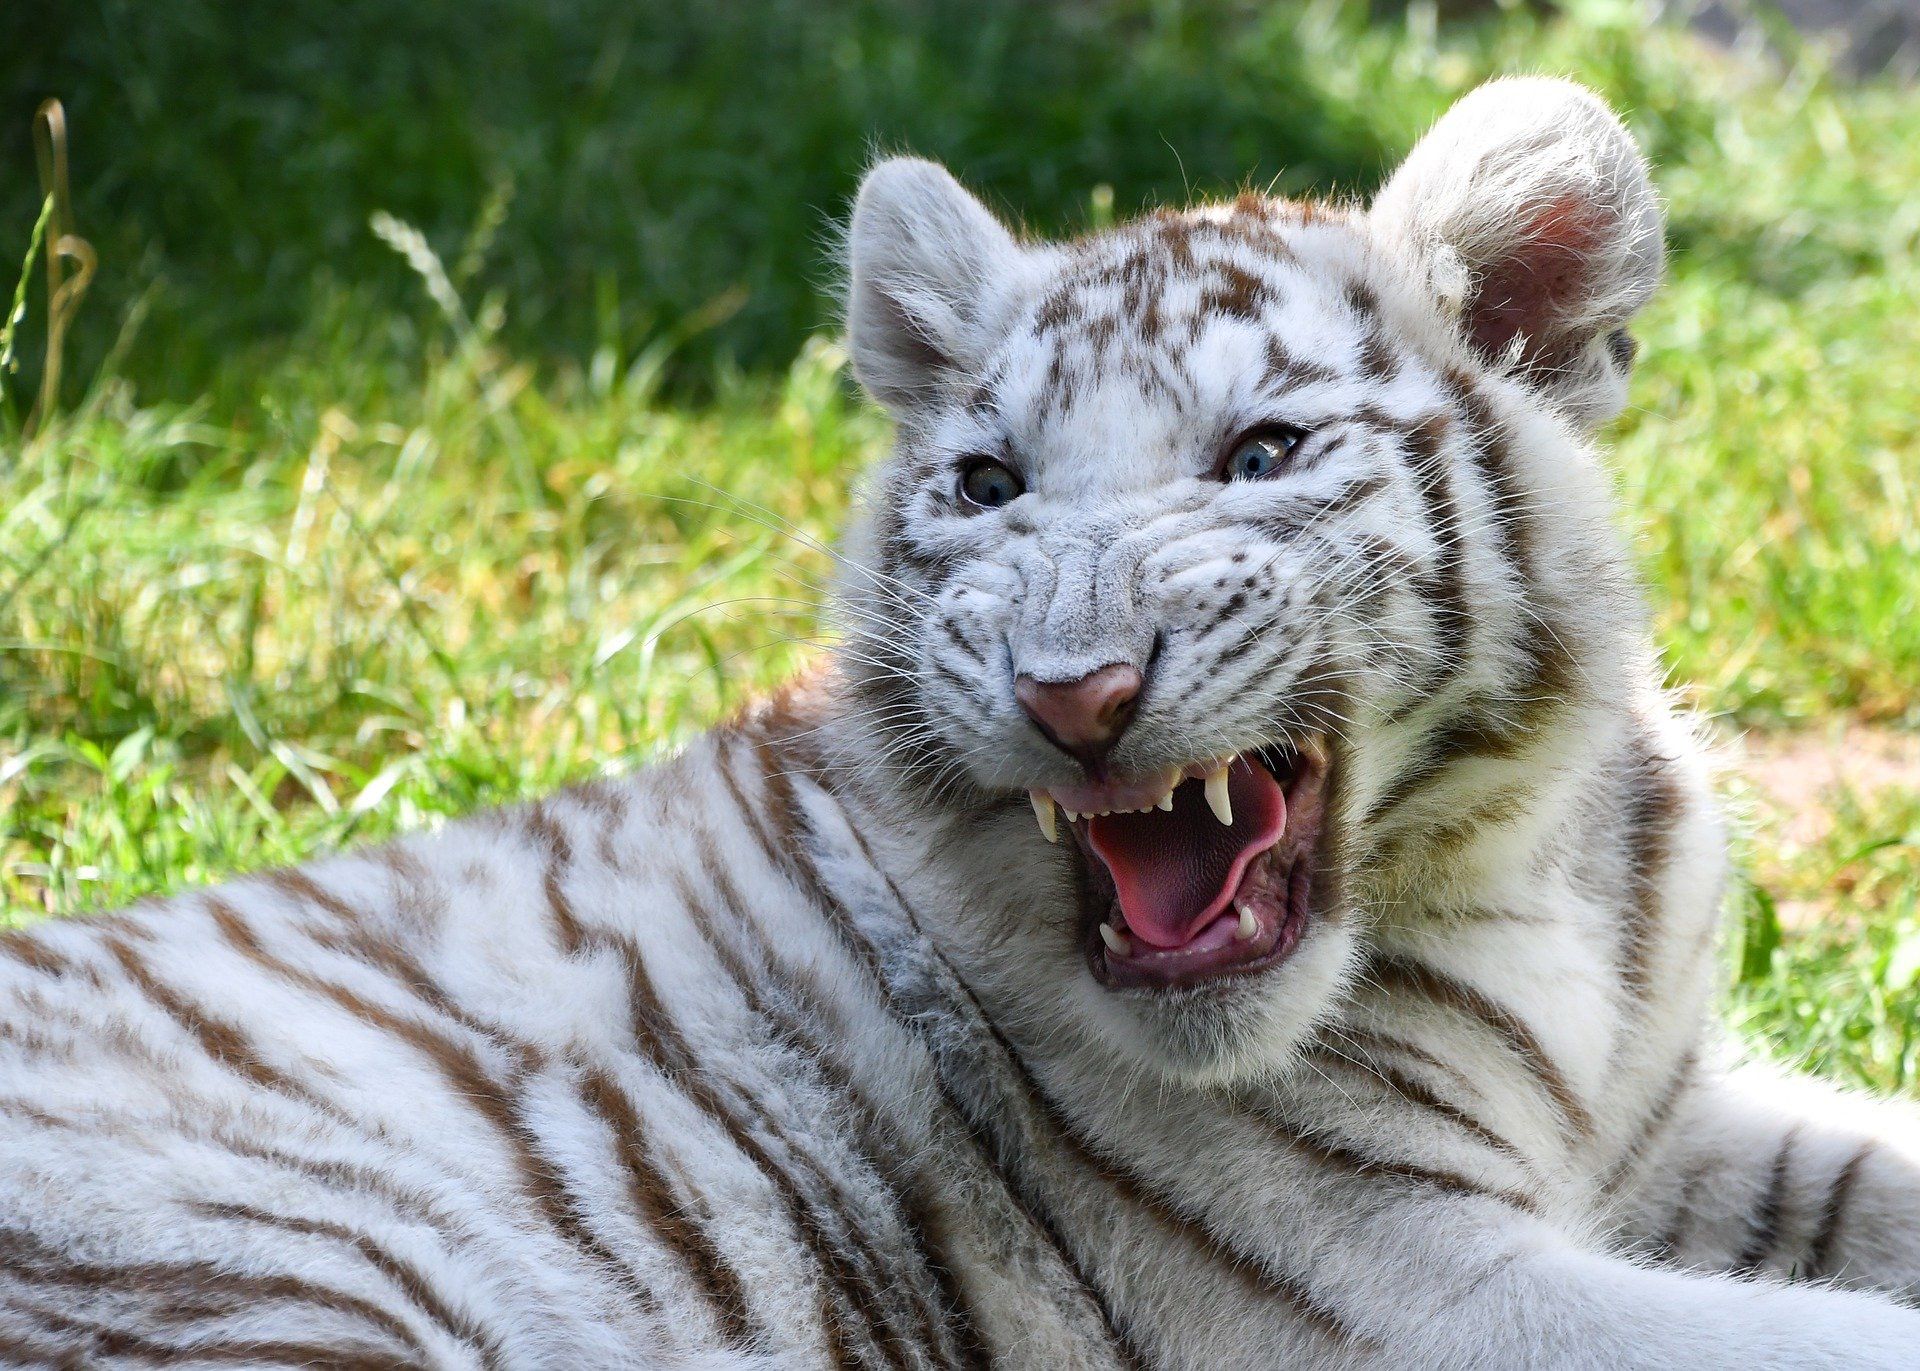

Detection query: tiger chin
xmin=13 ymin=78 xmax=1920 ymax=1370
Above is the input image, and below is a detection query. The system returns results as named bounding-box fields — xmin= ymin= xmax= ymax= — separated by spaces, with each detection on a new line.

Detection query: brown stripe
xmin=671 ymin=861 xmax=952 ymax=1364
xmin=217 ymin=1133 xmax=459 ymax=1234
xmin=263 ymin=866 xmax=358 ymax=923
xmin=1395 ymin=413 xmax=1470 ymax=714
xmin=189 ymin=1200 xmax=505 ymax=1367
xmin=1365 ymin=713 xmax=1512 ymax=828
xmin=1655 ymin=1155 xmax=1710 ymax=1261
xmin=1 ymin=1231 xmax=422 ymax=1361
xmin=32 ymin=1310 xmax=414 ymax=1371
xmin=1369 ymin=955 xmax=1594 ymax=1137
xmin=777 ymin=751 xmax=1154 ymax=1367
xmin=716 ymin=732 xmax=840 ymax=920
xmin=1735 ymin=1127 xmax=1800 ymax=1272
xmin=733 ymin=738 xmax=1140 ymax=1367
xmin=1447 ymin=369 xmax=1533 ymax=583
xmin=203 ymin=903 xmax=659 ymax=1317
xmin=1264 ymin=338 xmax=1340 ymax=390
xmin=524 ymin=803 xmax=588 ymax=955
xmin=1803 ymin=1141 xmax=1875 ymax=1280
xmin=1600 ymin=1047 xmax=1699 ymax=1196
xmin=793 ymin=767 xmax=1362 ymax=1353
xmin=0 ymin=1328 xmax=71 ymax=1365
xmin=586 ymin=908 xmax=887 ymax=1369
xmin=1616 ymin=731 xmax=1684 ymax=1002
xmin=1303 ymin=1040 xmax=1534 ymax=1170
xmin=991 ymin=1017 xmax=1366 ymax=1349
xmin=1253 ymin=1100 xmax=1537 ymax=1213
xmin=0 ymin=930 xmax=74 ymax=977
xmin=576 ymin=1065 xmax=760 ymax=1350
xmin=693 ymin=851 xmax=989 ymax=1368
xmin=102 ymin=934 xmax=314 ymax=1104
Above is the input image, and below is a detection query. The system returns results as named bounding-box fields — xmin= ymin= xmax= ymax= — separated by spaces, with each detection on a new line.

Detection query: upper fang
xmin=1030 ymin=791 xmax=1058 ymax=844
xmin=1204 ymin=766 xmax=1233 ymax=825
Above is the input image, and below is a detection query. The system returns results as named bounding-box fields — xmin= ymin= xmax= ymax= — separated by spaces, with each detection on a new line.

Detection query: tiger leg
xmin=1621 ymin=1056 xmax=1920 ymax=1300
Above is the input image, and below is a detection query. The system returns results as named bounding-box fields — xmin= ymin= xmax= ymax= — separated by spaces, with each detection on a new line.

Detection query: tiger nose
xmin=1014 ymin=664 xmax=1144 ymax=772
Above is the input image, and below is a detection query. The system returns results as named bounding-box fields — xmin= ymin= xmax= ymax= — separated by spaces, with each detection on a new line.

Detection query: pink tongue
xmin=1087 ymin=759 xmax=1287 ymax=949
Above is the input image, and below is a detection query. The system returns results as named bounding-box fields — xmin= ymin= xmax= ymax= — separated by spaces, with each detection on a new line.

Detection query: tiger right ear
xmin=1369 ymin=78 xmax=1664 ymax=431
xmin=846 ymin=159 xmax=1032 ymax=416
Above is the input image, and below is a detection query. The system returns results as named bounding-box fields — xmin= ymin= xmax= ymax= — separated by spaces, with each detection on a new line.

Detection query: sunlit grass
xmin=1 ymin=325 xmax=875 ymax=914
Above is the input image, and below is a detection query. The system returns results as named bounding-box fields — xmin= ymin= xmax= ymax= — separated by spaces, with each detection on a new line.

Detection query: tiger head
xmin=833 ymin=78 xmax=1662 ymax=1083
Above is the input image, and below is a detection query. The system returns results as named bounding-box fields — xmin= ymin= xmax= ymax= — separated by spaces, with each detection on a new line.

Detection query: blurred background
xmin=2 ymin=1 xmax=1916 ymax=1083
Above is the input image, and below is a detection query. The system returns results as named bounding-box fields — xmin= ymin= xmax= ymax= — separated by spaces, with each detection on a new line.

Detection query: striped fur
xmin=6 ymin=78 xmax=1920 ymax=1368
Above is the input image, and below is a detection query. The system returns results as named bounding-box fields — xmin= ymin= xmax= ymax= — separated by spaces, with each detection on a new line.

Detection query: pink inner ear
xmin=1468 ymin=192 xmax=1607 ymax=366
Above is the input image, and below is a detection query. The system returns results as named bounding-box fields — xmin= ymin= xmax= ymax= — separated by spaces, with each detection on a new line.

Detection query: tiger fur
xmin=6 ymin=77 xmax=1920 ymax=1369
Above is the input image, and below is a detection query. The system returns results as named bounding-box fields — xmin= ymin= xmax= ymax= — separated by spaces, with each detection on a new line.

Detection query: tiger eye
xmin=1221 ymin=427 xmax=1305 ymax=482
xmin=958 ymin=457 xmax=1024 ymax=509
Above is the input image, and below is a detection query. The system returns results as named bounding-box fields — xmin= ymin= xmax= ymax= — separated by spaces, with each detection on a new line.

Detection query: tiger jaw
xmin=1028 ymin=740 xmax=1331 ymax=992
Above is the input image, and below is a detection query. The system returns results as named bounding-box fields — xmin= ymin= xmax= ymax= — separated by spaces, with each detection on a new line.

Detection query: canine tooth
xmin=1099 ymin=922 xmax=1134 ymax=956
xmin=1204 ymin=766 xmax=1233 ymax=825
xmin=1237 ymin=905 xmax=1259 ymax=940
xmin=1157 ymin=789 xmax=1175 ymax=811
xmin=1030 ymin=791 xmax=1058 ymax=844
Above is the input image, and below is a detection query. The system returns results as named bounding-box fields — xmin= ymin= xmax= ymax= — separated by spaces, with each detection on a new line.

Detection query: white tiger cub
xmin=4 ymin=77 xmax=1920 ymax=1369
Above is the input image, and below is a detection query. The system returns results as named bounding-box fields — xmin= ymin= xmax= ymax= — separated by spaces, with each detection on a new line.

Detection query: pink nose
xmin=1015 ymin=663 xmax=1144 ymax=770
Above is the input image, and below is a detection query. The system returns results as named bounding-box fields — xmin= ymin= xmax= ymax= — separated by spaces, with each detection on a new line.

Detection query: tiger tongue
xmin=1086 ymin=759 xmax=1287 ymax=949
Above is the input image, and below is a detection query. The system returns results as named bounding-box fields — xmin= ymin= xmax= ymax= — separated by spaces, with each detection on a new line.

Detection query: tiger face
xmin=836 ymin=78 xmax=1661 ymax=1081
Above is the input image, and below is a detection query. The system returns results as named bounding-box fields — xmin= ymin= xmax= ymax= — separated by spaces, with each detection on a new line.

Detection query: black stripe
xmin=1395 ymin=414 xmax=1471 ymax=714
xmin=1369 ymin=955 xmax=1593 ymax=1138
xmin=1305 ymin=1040 xmax=1534 ymax=1169
xmin=1804 ymin=1141 xmax=1875 ymax=1280
xmin=1250 ymin=1102 xmax=1537 ymax=1213
xmin=1735 ymin=1128 xmax=1799 ymax=1272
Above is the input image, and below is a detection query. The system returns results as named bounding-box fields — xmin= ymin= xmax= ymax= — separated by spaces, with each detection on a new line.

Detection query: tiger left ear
xmin=1369 ymin=77 xmax=1664 ymax=431
xmin=845 ymin=158 xmax=1034 ymax=417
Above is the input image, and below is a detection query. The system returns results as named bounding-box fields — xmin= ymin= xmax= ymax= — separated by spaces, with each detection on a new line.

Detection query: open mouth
xmin=1028 ymin=740 xmax=1330 ymax=991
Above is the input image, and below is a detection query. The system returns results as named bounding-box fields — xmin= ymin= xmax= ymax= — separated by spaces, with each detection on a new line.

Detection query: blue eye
xmin=958 ymin=457 xmax=1024 ymax=509
xmin=1221 ymin=427 xmax=1305 ymax=481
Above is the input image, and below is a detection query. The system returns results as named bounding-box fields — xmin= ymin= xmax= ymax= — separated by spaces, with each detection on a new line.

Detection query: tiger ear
xmin=846 ymin=158 xmax=1032 ymax=416
xmin=1369 ymin=77 xmax=1664 ymax=430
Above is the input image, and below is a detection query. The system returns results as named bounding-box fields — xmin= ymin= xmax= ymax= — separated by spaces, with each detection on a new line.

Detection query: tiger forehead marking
xmin=983 ymin=200 xmax=1389 ymax=435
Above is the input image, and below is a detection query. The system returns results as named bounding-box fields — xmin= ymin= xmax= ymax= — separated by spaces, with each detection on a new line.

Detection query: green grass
xmin=2 ymin=0 xmax=1916 ymax=1088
